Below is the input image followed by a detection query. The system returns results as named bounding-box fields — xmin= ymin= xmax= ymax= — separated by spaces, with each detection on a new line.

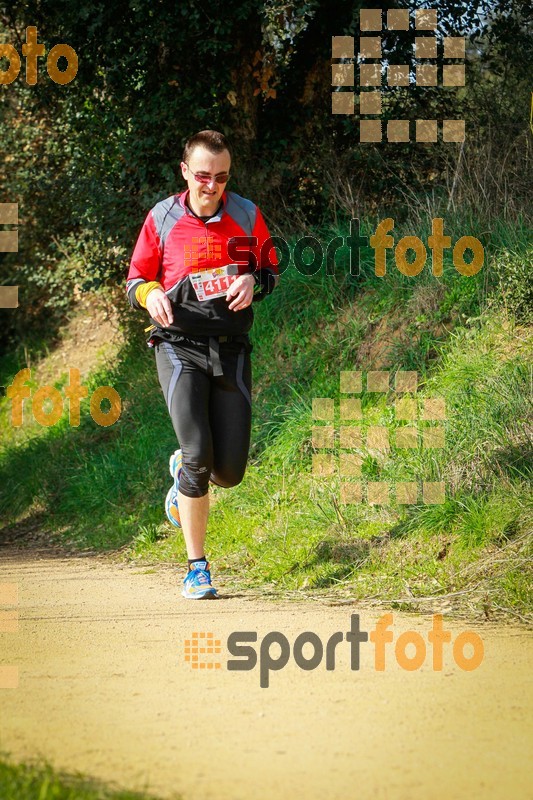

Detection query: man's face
xmin=181 ymin=145 xmax=231 ymax=216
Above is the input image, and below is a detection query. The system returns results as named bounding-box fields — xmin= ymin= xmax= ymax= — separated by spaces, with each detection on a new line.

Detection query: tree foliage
xmin=0 ymin=0 xmax=531 ymax=347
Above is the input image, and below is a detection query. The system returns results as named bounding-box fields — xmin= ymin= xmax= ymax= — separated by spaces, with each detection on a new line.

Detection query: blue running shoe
xmin=165 ymin=449 xmax=183 ymax=528
xmin=182 ymin=561 xmax=218 ymax=600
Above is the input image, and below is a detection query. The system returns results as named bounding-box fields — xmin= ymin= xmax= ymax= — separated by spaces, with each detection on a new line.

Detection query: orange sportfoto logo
xmin=185 ymin=614 xmax=484 ymax=688
xmin=0 ymin=27 xmax=78 ymax=86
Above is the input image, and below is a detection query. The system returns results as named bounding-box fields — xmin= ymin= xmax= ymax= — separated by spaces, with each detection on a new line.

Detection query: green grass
xmin=0 ymin=756 xmax=172 ymax=800
xmin=0 ymin=218 xmax=531 ymax=620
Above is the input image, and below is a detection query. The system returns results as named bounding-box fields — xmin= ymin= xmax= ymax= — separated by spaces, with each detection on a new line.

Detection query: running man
xmin=127 ymin=130 xmax=279 ymax=599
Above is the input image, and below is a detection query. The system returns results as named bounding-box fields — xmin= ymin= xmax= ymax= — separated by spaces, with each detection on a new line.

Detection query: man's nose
xmin=206 ymin=177 xmax=217 ymax=189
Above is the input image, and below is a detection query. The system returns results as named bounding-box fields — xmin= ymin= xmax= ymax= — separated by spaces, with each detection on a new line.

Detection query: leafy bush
xmin=494 ymin=247 xmax=533 ymax=322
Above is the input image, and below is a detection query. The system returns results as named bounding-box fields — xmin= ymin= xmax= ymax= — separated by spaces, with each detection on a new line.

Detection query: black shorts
xmin=154 ymin=335 xmax=252 ymax=498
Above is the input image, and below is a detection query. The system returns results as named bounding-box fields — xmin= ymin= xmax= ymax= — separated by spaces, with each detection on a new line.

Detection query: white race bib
xmin=189 ymin=264 xmax=240 ymax=301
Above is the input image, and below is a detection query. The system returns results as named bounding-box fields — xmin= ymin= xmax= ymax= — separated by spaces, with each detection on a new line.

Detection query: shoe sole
xmin=169 ymin=450 xmax=182 ymax=480
xmin=165 ymin=486 xmax=182 ymax=528
xmin=166 ymin=450 xmax=183 ymax=528
xmin=181 ymin=589 xmax=219 ymax=600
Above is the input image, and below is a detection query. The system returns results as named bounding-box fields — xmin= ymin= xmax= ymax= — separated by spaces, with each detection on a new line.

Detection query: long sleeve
xmin=126 ymin=211 xmax=162 ymax=308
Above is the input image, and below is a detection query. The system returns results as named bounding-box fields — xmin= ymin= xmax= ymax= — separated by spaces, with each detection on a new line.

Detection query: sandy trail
xmin=0 ymin=545 xmax=531 ymax=800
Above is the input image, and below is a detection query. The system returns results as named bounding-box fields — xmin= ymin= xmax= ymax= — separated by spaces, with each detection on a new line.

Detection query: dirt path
xmin=1 ymin=545 xmax=531 ymax=800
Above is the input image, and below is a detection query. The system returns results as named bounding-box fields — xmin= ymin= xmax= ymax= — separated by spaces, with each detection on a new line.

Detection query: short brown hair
xmin=183 ymin=130 xmax=232 ymax=163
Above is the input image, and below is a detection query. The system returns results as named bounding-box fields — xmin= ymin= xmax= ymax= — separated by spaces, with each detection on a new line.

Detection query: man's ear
xmin=180 ymin=161 xmax=187 ymax=180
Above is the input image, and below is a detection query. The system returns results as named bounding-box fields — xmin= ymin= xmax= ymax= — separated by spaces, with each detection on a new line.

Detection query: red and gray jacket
xmin=127 ymin=189 xmax=279 ymax=338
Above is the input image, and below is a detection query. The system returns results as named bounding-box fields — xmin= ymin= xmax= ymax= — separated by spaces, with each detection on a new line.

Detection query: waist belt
xmin=209 ymin=336 xmax=224 ymax=377
xmin=147 ymin=331 xmax=250 ymax=376
xmin=182 ymin=334 xmax=250 ymax=377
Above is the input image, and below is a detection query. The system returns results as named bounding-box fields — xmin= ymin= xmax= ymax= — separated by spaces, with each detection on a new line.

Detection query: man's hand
xmin=226 ymin=273 xmax=255 ymax=312
xmin=146 ymin=288 xmax=174 ymax=327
